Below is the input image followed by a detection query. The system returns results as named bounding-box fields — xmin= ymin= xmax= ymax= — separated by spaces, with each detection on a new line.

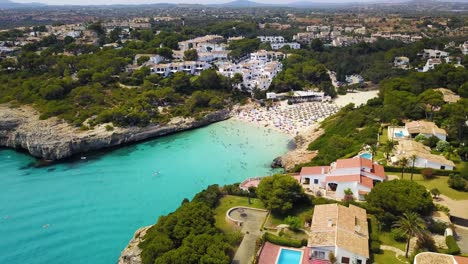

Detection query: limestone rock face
xmin=118 ymin=226 xmax=152 ymax=264
xmin=0 ymin=105 xmax=230 ymax=160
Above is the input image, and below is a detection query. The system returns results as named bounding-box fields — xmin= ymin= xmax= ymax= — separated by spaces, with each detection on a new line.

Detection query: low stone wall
xmin=226 ymin=206 xmax=269 ymax=227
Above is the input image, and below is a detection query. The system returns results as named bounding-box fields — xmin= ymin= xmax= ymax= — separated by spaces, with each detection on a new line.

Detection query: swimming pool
xmin=394 ymin=131 xmax=405 ymax=138
xmin=277 ymin=248 xmax=302 ymax=264
xmin=360 ymin=152 xmax=372 ymax=160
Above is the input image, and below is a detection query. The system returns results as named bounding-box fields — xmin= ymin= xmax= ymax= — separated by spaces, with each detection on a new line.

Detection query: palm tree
xmin=399 ymin=157 xmax=409 ymax=179
xmin=409 ymin=154 xmax=417 ymax=181
xmin=370 ymin=144 xmax=378 ymax=163
xmin=393 ymin=212 xmax=426 ymax=258
xmin=383 ymin=140 xmax=396 ymax=160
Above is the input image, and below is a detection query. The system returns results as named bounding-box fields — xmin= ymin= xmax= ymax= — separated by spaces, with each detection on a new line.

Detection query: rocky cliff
xmin=0 ymin=105 xmax=231 ymax=161
xmin=118 ymin=225 xmax=152 ymax=264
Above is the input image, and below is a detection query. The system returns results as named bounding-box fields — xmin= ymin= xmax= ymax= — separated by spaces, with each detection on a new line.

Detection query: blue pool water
xmin=277 ymin=248 xmax=302 ymax=264
xmin=0 ymin=119 xmax=291 ymax=264
xmin=394 ymin=131 xmax=405 ymax=138
xmin=360 ymin=152 xmax=372 ymax=160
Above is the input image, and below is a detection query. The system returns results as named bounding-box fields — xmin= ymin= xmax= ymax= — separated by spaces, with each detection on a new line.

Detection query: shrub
xmin=445 ymin=235 xmax=461 ymax=255
xmin=263 ymin=232 xmax=303 ymax=248
xmin=422 ymin=168 xmax=435 ymax=179
xmin=428 ymin=220 xmax=448 ymax=235
xmin=391 ymin=228 xmax=407 ymax=242
xmin=448 ymin=174 xmax=468 ymax=191
xmin=370 ymin=240 xmax=382 ymax=254
xmin=105 ymin=124 xmax=114 ymax=131
xmin=417 ymin=233 xmax=437 ymax=252
xmin=285 ymin=216 xmax=302 ymax=231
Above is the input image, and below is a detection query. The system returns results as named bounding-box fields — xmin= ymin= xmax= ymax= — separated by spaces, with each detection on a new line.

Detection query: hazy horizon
xmin=8 ymin=0 xmax=434 ymax=7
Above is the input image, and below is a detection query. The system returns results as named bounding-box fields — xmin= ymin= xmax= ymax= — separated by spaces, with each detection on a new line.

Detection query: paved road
xmin=230 ymin=208 xmax=268 ymax=264
xmin=455 ymin=226 xmax=468 ymax=254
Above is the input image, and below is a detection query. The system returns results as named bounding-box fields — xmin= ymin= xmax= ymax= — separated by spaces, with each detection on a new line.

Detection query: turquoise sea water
xmin=0 ymin=119 xmax=291 ymax=264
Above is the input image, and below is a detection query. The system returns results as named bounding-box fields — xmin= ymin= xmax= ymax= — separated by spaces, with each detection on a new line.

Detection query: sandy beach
xmin=232 ymin=90 xmax=380 ymax=170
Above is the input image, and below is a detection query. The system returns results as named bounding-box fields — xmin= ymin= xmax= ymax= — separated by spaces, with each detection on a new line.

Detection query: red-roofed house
xmin=300 ymin=158 xmax=386 ymax=200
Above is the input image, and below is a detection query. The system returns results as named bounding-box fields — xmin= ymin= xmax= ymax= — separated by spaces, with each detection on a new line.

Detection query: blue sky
xmin=12 ymin=0 xmax=400 ymax=6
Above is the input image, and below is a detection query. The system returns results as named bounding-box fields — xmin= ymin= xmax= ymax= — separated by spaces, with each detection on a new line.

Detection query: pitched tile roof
xmin=308 ymin=204 xmax=369 ymax=258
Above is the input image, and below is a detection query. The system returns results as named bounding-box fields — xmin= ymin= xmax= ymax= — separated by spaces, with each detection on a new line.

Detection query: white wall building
xmin=300 ymin=158 xmax=386 ymax=201
xmin=392 ymin=140 xmax=455 ymax=170
xmin=148 ymin=61 xmax=211 ymax=77
xmin=270 ymin=42 xmax=301 ymax=50
xmin=308 ymin=204 xmax=369 ymax=264
xmin=257 ymin=36 xmax=285 ymax=43
xmin=216 ymin=50 xmax=284 ymax=91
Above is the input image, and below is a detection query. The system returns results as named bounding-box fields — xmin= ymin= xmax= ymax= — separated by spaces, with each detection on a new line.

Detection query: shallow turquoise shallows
xmin=0 ymin=119 xmax=291 ymax=264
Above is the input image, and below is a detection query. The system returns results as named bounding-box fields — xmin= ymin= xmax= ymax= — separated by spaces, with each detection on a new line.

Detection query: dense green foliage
xmin=263 ymin=232 xmax=305 ymax=248
xmin=256 ymin=174 xmax=305 ymax=215
xmin=139 ymin=185 xmax=240 ymax=264
xmin=298 ymin=63 xmax=468 ymax=167
xmin=445 ymin=235 xmax=461 ymax=255
xmin=270 ymin=52 xmax=334 ymax=96
xmin=0 ymin=33 xmax=245 ymax=128
xmin=366 ymin=180 xmax=434 ymax=229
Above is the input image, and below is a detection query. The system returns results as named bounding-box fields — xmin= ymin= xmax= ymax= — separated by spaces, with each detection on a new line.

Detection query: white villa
xmin=461 ymin=41 xmax=468 ymax=55
xmin=423 ymin=49 xmax=449 ymax=59
xmin=300 ymin=157 xmax=386 ymax=201
xmin=391 ymin=140 xmax=455 ymax=170
xmin=422 ymin=58 xmax=443 ymax=72
xmin=394 ymin=56 xmax=410 ymax=69
xmin=308 ymin=204 xmax=369 ymax=264
xmin=388 ymin=120 xmax=447 ymax=141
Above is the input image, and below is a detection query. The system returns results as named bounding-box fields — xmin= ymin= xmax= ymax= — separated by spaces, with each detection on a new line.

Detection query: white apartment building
xmin=257 ymin=36 xmax=285 ymax=43
xmin=293 ymin=32 xmax=318 ymax=44
xmin=178 ymin=35 xmax=224 ymax=51
xmin=270 ymin=42 xmax=301 ymax=50
xmin=394 ymin=56 xmax=410 ymax=69
xmin=149 ymin=61 xmax=211 ymax=77
xmin=216 ymin=50 xmax=284 ymax=91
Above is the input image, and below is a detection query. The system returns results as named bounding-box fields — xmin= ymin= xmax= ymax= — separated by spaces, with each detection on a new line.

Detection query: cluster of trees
xmin=0 ymin=30 xmax=246 ymax=128
xmin=256 ymin=174 xmax=306 ymax=215
xmin=270 ymin=52 xmax=335 ymax=96
xmin=298 ymin=63 xmax=468 ymax=168
xmin=139 ymin=185 xmax=241 ymax=264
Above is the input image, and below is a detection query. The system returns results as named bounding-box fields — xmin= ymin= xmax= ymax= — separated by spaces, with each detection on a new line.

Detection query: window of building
xmin=341 ymin=257 xmax=350 ymax=264
xmin=313 ymin=251 xmax=325 ymax=259
xmin=356 ymin=260 xmax=362 ymax=264
xmin=314 ymin=179 xmax=319 ymax=184
xmin=441 ymin=166 xmax=445 ymax=170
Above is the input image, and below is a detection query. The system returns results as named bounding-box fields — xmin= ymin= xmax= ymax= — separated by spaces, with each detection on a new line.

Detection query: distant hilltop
xmin=0 ymin=0 xmax=46 ymax=8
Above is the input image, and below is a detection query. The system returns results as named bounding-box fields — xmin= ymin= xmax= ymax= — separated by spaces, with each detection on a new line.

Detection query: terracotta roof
xmin=308 ymin=204 xmax=369 ymax=258
xmin=455 ymin=256 xmax=468 ymax=264
xmin=405 ymin=120 xmax=447 ymax=136
xmin=434 ymin=88 xmax=460 ymax=103
xmin=326 ymin=174 xmax=360 ymax=183
xmin=360 ymin=176 xmax=374 ymax=188
xmin=395 ymin=140 xmax=455 ymax=167
xmin=300 ymin=166 xmax=330 ymax=175
xmin=358 ymin=190 xmax=369 ymax=195
xmin=335 ymin=158 xmax=361 ymax=168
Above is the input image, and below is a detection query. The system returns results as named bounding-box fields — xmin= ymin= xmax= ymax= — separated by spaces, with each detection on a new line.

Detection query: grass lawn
xmin=379 ymin=128 xmax=389 ymax=144
xmin=392 ymin=173 xmax=468 ymax=200
xmin=265 ymin=203 xmax=314 ymax=227
xmin=280 ymin=229 xmax=309 ymax=241
xmin=214 ymin=195 xmax=265 ymax=233
xmin=373 ymin=250 xmax=408 ymax=264
xmin=379 ymin=232 xmax=406 ymax=251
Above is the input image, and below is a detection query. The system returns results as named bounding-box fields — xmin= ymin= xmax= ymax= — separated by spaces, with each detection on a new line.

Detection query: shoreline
xmin=0 ymin=104 xmax=231 ymax=161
